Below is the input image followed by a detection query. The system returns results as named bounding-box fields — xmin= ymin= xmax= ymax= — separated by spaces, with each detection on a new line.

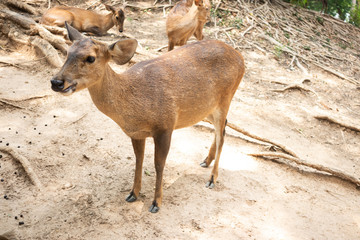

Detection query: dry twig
xmin=0 ymin=147 xmax=43 ymax=191
xmin=0 ymin=60 xmax=25 ymax=69
xmin=0 ymin=99 xmax=24 ymax=109
xmin=202 ymin=119 xmax=298 ymax=158
xmin=249 ymin=152 xmax=360 ymax=187
xmin=4 ymin=0 xmax=39 ymax=15
xmin=314 ymin=114 xmax=360 ymax=132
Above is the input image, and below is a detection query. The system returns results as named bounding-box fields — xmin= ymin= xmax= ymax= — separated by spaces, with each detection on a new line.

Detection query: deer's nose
xmin=119 ymin=28 xmax=123 ymax=33
xmin=51 ymin=79 xmax=64 ymax=92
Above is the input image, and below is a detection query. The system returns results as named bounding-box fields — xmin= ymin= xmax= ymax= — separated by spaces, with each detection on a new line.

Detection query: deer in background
xmin=50 ymin=23 xmax=245 ymax=213
xmin=166 ymin=0 xmax=211 ymax=51
xmin=40 ymin=4 xmax=126 ymax=35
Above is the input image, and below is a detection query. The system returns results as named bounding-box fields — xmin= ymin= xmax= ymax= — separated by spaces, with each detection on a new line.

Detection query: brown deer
xmin=50 ymin=22 xmax=245 ymax=213
xmin=40 ymin=4 xmax=125 ymax=35
xmin=166 ymin=0 xmax=211 ymax=51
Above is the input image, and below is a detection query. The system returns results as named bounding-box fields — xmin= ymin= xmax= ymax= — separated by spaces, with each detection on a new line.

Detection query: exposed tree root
xmin=0 ymin=147 xmax=43 ymax=191
xmin=0 ymin=60 xmax=25 ymax=70
xmin=42 ymin=25 xmax=68 ymax=37
xmin=3 ymin=0 xmax=39 ymax=15
xmin=226 ymin=121 xmax=299 ymax=158
xmin=31 ymin=36 xmax=63 ymax=67
xmin=314 ymin=114 xmax=360 ymax=132
xmin=249 ymin=152 xmax=360 ymax=188
xmin=202 ymin=119 xmax=299 ymax=158
xmin=271 ymin=83 xmax=317 ymax=96
xmin=67 ymin=113 xmax=88 ymax=126
xmin=312 ymin=62 xmax=360 ymax=86
xmin=0 ymin=9 xmax=66 ymax=67
xmin=0 ymin=9 xmax=68 ymax=54
xmin=0 ymin=99 xmax=24 ymax=110
xmin=1 ymin=95 xmax=50 ymax=103
xmin=258 ymin=33 xmax=359 ymax=86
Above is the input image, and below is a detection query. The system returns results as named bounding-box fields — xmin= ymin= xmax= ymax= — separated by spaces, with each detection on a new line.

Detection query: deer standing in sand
xmin=166 ymin=0 xmax=211 ymax=51
xmin=50 ymin=23 xmax=245 ymax=213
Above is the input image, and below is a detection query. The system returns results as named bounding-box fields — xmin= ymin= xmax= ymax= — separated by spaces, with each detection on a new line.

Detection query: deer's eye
xmin=86 ymin=56 xmax=95 ymax=63
xmin=116 ymin=16 xmax=119 ymax=20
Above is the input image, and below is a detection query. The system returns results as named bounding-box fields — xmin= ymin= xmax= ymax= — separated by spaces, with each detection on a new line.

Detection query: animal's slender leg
xmin=205 ymin=110 xmax=227 ymax=189
xmin=168 ymin=40 xmax=175 ymax=51
xmin=126 ymin=138 xmax=145 ymax=202
xmin=149 ymin=130 xmax=172 ymax=213
xmin=200 ymin=114 xmax=216 ymax=167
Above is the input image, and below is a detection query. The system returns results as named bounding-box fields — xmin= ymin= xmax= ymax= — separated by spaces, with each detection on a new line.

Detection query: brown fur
xmin=50 ymin=23 xmax=245 ymax=213
xmin=40 ymin=4 xmax=125 ymax=35
xmin=166 ymin=0 xmax=211 ymax=51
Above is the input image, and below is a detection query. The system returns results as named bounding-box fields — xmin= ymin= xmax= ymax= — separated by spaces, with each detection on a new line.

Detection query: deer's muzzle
xmin=51 ymin=79 xmax=64 ymax=92
xmin=51 ymin=78 xmax=77 ymax=94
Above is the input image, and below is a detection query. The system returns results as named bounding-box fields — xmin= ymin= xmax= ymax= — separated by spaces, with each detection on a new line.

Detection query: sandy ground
xmin=1 ymin=2 xmax=360 ymax=240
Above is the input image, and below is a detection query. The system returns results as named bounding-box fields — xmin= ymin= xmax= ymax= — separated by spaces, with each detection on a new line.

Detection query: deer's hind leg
xmin=201 ymin=109 xmax=228 ymax=189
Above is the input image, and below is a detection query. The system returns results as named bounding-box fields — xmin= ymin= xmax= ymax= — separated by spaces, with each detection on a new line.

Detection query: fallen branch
xmin=0 ymin=60 xmax=25 ymax=70
xmin=249 ymin=152 xmax=360 ymax=187
xmin=1 ymin=95 xmax=50 ymax=103
xmin=30 ymin=36 xmax=63 ymax=67
xmin=314 ymin=114 xmax=360 ymax=132
xmin=202 ymin=119 xmax=298 ymax=158
xmin=271 ymin=83 xmax=318 ymax=97
xmin=42 ymin=25 xmax=68 ymax=37
xmin=295 ymin=57 xmax=308 ymax=75
xmin=0 ymin=9 xmax=68 ymax=54
xmin=0 ymin=147 xmax=43 ymax=191
xmin=4 ymin=0 xmax=39 ymax=15
xmin=67 ymin=113 xmax=88 ymax=126
xmin=0 ymin=99 xmax=24 ymax=109
xmin=259 ymin=33 xmax=359 ymax=86
xmin=312 ymin=62 xmax=360 ymax=86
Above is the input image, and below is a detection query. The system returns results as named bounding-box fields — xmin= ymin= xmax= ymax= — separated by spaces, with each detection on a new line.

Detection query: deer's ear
xmin=65 ymin=21 xmax=84 ymax=42
xmin=105 ymin=4 xmax=116 ymax=13
xmin=108 ymin=39 xmax=137 ymax=65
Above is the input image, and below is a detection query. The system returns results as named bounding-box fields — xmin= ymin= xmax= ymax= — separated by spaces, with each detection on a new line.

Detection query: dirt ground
xmin=1 ymin=1 xmax=360 ymax=239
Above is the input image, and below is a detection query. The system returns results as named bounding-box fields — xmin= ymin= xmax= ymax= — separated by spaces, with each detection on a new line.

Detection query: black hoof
xmin=205 ymin=181 xmax=215 ymax=189
xmin=205 ymin=175 xmax=215 ymax=189
xmin=200 ymin=157 xmax=209 ymax=168
xmin=149 ymin=201 xmax=160 ymax=213
xmin=125 ymin=191 xmax=137 ymax=202
xmin=200 ymin=162 xmax=208 ymax=168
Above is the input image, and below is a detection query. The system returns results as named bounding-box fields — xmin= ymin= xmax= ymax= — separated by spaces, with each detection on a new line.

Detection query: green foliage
xmin=316 ymin=16 xmax=324 ymax=25
xmin=231 ymin=18 xmax=243 ymax=29
xmin=212 ymin=9 xmax=243 ymax=29
xmin=350 ymin=4 xmax=360 ymax=27
xmin=274 ymin=45 xmax=284 ymax=59
xmin=285 ymin=0 xmax=359 ymax=26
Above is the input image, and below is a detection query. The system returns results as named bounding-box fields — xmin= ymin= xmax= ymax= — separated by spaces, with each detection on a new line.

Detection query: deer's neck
xmin=101 ymin=13 xmax=115 ymax=32
xmin=87 ymin=65 xmax=128 ymax=119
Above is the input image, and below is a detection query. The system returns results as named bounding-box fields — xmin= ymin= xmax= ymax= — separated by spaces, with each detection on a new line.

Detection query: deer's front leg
xmin=149 ymin=130 xmax=172 ymax=213
xmin=126 ymin=138 xmax=145 ymax=202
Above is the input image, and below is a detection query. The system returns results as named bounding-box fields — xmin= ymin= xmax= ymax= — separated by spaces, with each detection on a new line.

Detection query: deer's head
xmin=50 ymin=22 xmax=137 ymax=95
xmin=105 ymin=4 xmax=126 ymax=33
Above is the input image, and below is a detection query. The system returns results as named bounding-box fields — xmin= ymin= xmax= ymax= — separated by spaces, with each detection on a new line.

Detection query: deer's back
xmin=41 ymin=6 xmax=101 ymax=30
xmin=166 ymin=1 xmax=198 ymax=44
xmin=119 ymin=40 xmax=244 ymax=131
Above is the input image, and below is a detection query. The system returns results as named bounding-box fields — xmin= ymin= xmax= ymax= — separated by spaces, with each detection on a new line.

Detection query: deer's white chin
xmin=61 ymin=84 xmax=77 ymax=96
